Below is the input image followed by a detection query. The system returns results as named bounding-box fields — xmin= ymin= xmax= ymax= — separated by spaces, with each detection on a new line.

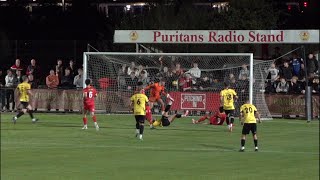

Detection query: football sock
xmin=230 ymin=117 xmax=234 ymax=124
xmin=16 ymin=111 xmax=24 ymax=118
xmin=241 ymin=139 xmax=245 ymax=147
xmin=27 ymin=110 xmax=34 ymax=119
xmin=139 ymin=124 xmax=144 ymax=135
xmin=226 ymin=118 xmax=230 ymax=125
xmin=83 ymin=117 xmax=88 ymax=125
xmin=175 ymin=114 xmax=182 ymax=118
xmin=92 ymin=115 xmax=97 ymax=122
xmin=254 ymin=139 xmax=258 ymax=147
xmin=136 ymin=123 xmax=139 ymax=129
xmin=198 ymin=116 xmax=208 ymax=123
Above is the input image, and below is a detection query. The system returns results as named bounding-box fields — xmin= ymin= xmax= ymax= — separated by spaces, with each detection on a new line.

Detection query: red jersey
xmin=11 ymin=64 xmax=23 ymax=71
xmin=210 ymin=112 xmax=227 ymax=125
xmin=83 ymin=86 xmax=97 ymax=106
xmin=145 ymin=83 xmax=165 ymax=97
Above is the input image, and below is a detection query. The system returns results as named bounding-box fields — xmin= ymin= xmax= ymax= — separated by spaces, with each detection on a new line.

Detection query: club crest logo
xmin=129 ymin=31 xmax=139 ymax=41
xmin=299 ymin=31 xmax=310 ymax=41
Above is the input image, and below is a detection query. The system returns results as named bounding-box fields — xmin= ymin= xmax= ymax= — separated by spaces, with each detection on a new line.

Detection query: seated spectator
xmin=10 ymin=59 xmax=23 ymax=73
xmin=15 ymin=70 xmax=23 ymax=84
xmin=5 ymin=69 xmax=17 ymax=111
xmin=198 ymin=75 xmax=211 ymax=91
xmin=179 ymin=73 xmax=192 ymax=91
xmin=276 ymin=77 xmax=289 ymax=93
xmin=125 ymin=71 xmax=139 ymax=91
xmin=28 ymin=74 xmax=38 ymax=89
xmin=279 ymin=61 xmax=293 ymax=81
xmin=289 ymin=76 xmax=302 ymax=94
xmin=46 ymin=69 xmax=59 ymax=89
xmin=73 ymin=68 xmax=83 ymax=89
xmin=60 ymin=68 xmax=74 ymax=89
xmin=185 ymin=62 xmax=201 ymax=85
xmin=311 ymin=77 xmax=319 ymax=94
xmin=238 ymin=64 xmax=249 ymax=80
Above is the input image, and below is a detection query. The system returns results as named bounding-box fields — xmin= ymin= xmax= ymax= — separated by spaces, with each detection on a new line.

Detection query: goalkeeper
xmin=151 ymin=97 xmax=189 ymax=128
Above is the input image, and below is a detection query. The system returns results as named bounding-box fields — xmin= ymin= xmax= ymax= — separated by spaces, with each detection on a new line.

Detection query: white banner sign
xmin=114 ymin=30 xmax=319 ymax=44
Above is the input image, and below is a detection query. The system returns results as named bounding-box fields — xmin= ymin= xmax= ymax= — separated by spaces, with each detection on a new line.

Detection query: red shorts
xmin=84 ymin=104 xmax=95 ymax=112
xmin=210 ymin=117 xmax=224 ymax=125
xmin=149 ymin=96 xmax=161 ymax=102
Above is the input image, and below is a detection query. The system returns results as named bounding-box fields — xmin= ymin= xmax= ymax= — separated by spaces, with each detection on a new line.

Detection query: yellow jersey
xmin=17 ymin=82 xmax=31 ymax=102
xmin=220 ymin=88 xmax=237 ymax=110
xmin=130 ymin=93 xmax=149 ymax=115
xmin=240 ymin=103 xmax=258 ymax=123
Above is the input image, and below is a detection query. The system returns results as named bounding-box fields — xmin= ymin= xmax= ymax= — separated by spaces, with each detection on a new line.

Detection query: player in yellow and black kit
xmin=220 ymin=83 xmax=238 ymax=132
xmin=12 ymin=75 xmax=38 ymax=124
xmin=130 ymin=82 xmax=149 ymax=140
xmin=239 ymin=100 xmax=262 ymax=152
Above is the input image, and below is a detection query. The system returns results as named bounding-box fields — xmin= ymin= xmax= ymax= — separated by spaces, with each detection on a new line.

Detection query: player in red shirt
xmin=144 ymin=78 xmax=173 ymax=115
xmin=82 ymin=79 xmax=99 ymax=130
xmin=192 ymin=107 xmax=227 ymax=125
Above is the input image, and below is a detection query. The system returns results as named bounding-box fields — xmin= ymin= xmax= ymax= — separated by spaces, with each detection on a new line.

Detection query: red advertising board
xmin=169 ymin=92 xmax=220 ymax=111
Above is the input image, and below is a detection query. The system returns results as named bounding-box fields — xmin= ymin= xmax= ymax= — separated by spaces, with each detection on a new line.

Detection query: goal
xmin=83 ymin=52 xmax=273 ymax=119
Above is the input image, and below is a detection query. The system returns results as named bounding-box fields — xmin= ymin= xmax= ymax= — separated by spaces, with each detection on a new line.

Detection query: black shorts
xmin=135 ymin=115 xmax=146 ymax=123
xmin=19 ymin=102 xmax=29 ymax=109
xmin=224 ymin=110 xmax=234 ymax=117
xmin=161 ymin=116 xmax=170 ymax=126
xmin=242 ymin=123 xmax=257 ymax=135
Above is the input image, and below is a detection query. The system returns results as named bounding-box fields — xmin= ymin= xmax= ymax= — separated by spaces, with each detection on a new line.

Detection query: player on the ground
xmin=192 ymin=107 xmax=227 ymax=125
xmin=130 ymin=82 xmax=149 ymax=140
xmin=82 ymin=79 xmax=99 ymax=130
xmin=144 ymin=78 xmax=173 ymax=115
xmin=12 ymin=75 xmax=38 ymax=124
xmin=220 ymin=82 xmax=238 ymax=132
xmin=239 ymin=100 xmax=262 ymax=152
xmin=151 ymin=98 xmax=189 ymax=128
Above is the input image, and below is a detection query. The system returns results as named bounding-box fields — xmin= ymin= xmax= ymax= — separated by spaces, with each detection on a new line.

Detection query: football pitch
xmin=1 ymin=113 xmax=319 ymax=180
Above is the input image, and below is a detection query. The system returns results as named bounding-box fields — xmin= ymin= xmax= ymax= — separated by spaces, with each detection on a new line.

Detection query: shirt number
xmin=244 ymin=107 xmax=253 ymax=114
xmin=137 ymin=99 xmax=141 ymax=105
xmin=86 ymin=91 xmax=93 ymax=98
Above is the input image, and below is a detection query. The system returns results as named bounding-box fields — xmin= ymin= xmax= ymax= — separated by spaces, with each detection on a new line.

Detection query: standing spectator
xmin=138 ymin=70 xmax=150 ymax=88
xmin=289 ymin=76 xmax=302 ymax=94
xmin=10 ymin=59 xmax=23 ymax=73
xmin=276 ymin=77 xmax=289 ymax=93
xmin=46 ymin=69 xmax=59 ymax=89
xmin=290 ymin=52 xmax=304 ymax=77
xmin=15 ymin=70 xmax=23 ymax=84
xmin=125 ymin=72 xmax=139 ymax=91
xmin=26 ymin=59 xmax=40 ymax=78
xmin=238 ymin=64 xmax=249 ymax=80
xmin=179 ymin=73 xmax=192 ymax=91
xmin=68 ymin=60 xmax=76 ymax=78
xmin=28 ymin=74 xmax=38 ymax=89
xmin=172 ymin=62 xmax=184 ymax=77
xmin=266 ymin=63 xmax=279 ymax=83
xmin=55 ymin=59 xmax=64 ymax=81
xmin=73 ymin=68 xmax=83 ymax=89
xmin=5 ymin=69 xmax=17 ymax=111
xmin=306 ymin=53 xmax=319 ymax=76
xmin=279 ymin=62 xmax=293 ymax=81
xmin=127 ymin=61 xmax=136 ymax=76
xmin=185 ymin=62 xmax=201 ymax=85
xmin=0 ymin=70 xmax=5 ymax=111
xmin=60 ymin=68 xmax=74 ymax=89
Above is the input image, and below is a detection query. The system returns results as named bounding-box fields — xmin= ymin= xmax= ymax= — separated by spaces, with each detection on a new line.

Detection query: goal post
xmin=83 ymin=52 xmax=273 ymax=119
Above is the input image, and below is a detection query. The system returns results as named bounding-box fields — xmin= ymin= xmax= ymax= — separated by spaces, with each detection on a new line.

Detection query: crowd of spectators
xmin=0 ymin=58 xmax=83 ymax=112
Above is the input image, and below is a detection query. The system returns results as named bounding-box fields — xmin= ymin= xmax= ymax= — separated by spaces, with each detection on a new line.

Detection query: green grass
xmin=1 ymin=113 xmax=319 ymax=180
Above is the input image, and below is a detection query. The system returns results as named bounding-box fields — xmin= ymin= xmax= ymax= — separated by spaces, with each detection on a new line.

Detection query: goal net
xmin=83 ymin=52 xmax=273 ymax=119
